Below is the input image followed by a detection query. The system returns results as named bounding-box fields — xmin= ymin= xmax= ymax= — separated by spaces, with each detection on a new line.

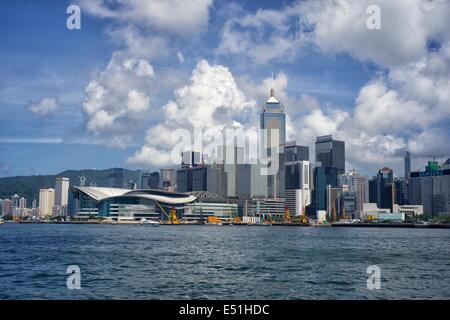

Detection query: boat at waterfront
xmin=138 ymin=218 xmax=160 ymax=226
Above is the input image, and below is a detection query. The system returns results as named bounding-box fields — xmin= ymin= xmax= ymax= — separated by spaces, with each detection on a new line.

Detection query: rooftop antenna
xmin=270 ymin=70 xmax=274 ymax=97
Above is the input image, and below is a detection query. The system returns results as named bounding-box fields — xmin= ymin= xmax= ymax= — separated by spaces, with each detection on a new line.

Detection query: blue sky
xmin=1 ymin=0 xmax=449 ymax=177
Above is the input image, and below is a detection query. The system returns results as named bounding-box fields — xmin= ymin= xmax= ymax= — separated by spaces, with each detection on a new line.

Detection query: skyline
xmin=1 ymin=0 xmax=450 ymax=177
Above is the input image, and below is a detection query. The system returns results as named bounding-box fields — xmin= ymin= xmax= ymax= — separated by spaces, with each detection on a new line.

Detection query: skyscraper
xmin=338 ymin=171 xmax=368 ymax=213
xmin=285 ymin=141 xmax=309 ymax=162
xmin=285 ymin=160 xmax=311 ymax=216
xmin=315 ymin=135 xmax=345 ymax=177
xmin=39 ymin=188 xmax=55 ymax=218
xmin=108 ymin=168 xmax=124 ymax=188
xmin=55 ymin=177 xmax=69 ymax=216
xmin=260 ymin=88 xmax=286 ymax=198
xmin=160 ymin=168 xmax=176 ymax=190
xmin=149 ymin=172 xmax=160 ymax=189
xmin=376 ymin=167 xmax=395 ymax=211
xmin=404 ymin=151 xmax=411 ymax=179
xmin=409 ymin=160 xmax=450 ymax=216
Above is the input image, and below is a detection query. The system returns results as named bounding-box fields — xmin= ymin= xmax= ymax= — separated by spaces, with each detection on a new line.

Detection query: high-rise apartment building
xmin=39 ymin=188 xmax=55 ymax=218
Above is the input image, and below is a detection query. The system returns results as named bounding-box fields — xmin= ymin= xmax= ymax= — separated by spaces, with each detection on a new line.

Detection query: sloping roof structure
xmin=71 ymin=187 xmax=197 ymax=205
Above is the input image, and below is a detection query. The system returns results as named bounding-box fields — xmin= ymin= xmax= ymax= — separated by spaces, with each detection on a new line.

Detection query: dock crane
xmin=154 ymin=201 xmax=179 ymax=224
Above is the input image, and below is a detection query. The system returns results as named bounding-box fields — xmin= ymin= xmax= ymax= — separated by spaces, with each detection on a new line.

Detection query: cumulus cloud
xmin=127 ymin=59 xmax=257 ymax=166
xmin=25 ymin=97 xmax=58 ymax=116
xmin=80 ymin=0 xmax=213 ymax=35
xmin=81 ymin=52 xmax=155 ymax=147
xmin=217 ymin=0 xmax=450 ymax=68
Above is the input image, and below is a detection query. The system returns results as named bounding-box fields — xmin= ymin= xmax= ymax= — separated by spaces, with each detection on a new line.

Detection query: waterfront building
xmin=55 ymin=177 xmax=69 ymax=216
xmin=285 ymin=160 xmax=311 ymax=216
xmin=1 ymin=199 xmax=12 ymax=216
xmin=70 ymin=187 xmax=196 ymax=220
xmin=341 ymin=190 xmax=358 ymax=219
xmin=405 ymin=151 xmax=411 ymax=178
xmin=409 ymin=160 xmax=450 ymax=216
xmin=183 ymin=202 xmax=238 ymax=223
xmin=247 ymin=197 xmax=286 ymax=220
xmin=326 ymin=186 xmax=342 ymax=221
xmin=392 ymin=204 xmax=423 ymax=220
xmin=338 ymin=170 xmax=369 ymax=213
xmin=39 ymin=188 xmax=55 ymax=218
xmin=19 ymin=197 xmax=27 ymax=216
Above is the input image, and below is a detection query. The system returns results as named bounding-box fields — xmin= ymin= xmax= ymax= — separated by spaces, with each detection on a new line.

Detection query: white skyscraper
xmin=285 ymin=160 xmax=311 ymax=216
xmin=55 ymin=177 xmax=69 ymax=216
xmin=39 ymin=188 xmax=55 ymax=218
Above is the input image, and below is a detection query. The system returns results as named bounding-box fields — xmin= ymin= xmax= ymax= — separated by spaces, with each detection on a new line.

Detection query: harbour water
xmin=1 ymin=224 xmax=449 ymax=299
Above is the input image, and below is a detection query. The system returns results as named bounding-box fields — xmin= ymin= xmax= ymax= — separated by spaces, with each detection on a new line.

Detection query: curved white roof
xmin=72 ymin=187 xmax=130 ymax=201
xmin=72 ymin=187 xmax=197 ymax=205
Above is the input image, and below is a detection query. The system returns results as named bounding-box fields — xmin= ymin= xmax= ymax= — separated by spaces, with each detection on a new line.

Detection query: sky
xmin=0 ymin=0 xmax=449 ymax=177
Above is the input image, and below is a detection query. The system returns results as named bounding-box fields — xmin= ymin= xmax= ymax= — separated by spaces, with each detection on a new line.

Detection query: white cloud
xmin=25 ymin=97 xmax=58 ymax=116
xmin=217 ymin=0 xmax=450 ymax=68
xmin=127 ymin=59 xmax=257 ymax=166
xmin=81 ymin=52 xmax=155 ymax=147
xmin=80 ymin=0 xmax=213 ymax=35
xmin=177 ymin=52 xmax=185 ymax=63
xmin=127 ymin=90 xmax=150 ymax=113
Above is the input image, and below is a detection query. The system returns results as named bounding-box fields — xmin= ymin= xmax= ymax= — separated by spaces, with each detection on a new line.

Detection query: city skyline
xmin=1 ymin=0 xmax=449 ymax=177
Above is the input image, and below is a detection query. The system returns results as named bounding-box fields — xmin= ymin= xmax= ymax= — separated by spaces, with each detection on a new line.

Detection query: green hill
xmin=0 ymin=168 xmax=140 ymax=201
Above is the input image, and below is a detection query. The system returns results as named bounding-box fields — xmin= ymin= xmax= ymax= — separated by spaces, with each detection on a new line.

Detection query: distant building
xmin=409 ymin=160 xmax=450 ymax=216
xmin=315 ymin=135 xmax=345 ymax=178
xmin=149 ymin=172 xmax=160 ymax=189
xmin=338 ymin=171 xmax=369 ymax=213
xmin=160 ymin=168 xmax=176 ymax=191
xmin=395 ymin=178 xmax=409 ymax=206
xmin=140 ymin=171 xmax=151 ymax=189
xmin=19 ymin=197 xmax=27 ymax=216
xmin=285 ymin=140 xmax=309 ymax=162
xmin=369 ymin=167 xmax=395 ymax=211
xmin=55 ymin=177 xmax=69 ymax=216
xmin=108 ymin=168 xmax=124 ymax=188
xmin=404 ymin=151 xmax=411 ymax=178
xmin=326 ymin=186 xmax=342 ymax=221
xmin=39 ymin=188 xmax=55 ymax=218
xmin=1 ymin=199 xmax=12 ymax=216
xmin=177 ymin=151 xmax=207 ymax=193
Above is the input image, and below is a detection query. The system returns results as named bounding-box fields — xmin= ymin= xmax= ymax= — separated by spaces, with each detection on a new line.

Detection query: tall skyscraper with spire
xmin=260 ymin=86 xmax=286 ymax=198
xmin=260 ymin=88 xmax=286 ymax=149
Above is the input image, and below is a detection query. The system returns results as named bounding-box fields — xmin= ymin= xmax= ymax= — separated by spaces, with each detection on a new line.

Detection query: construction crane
xmin=154 ymin=201 xmax=179 ymax=224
